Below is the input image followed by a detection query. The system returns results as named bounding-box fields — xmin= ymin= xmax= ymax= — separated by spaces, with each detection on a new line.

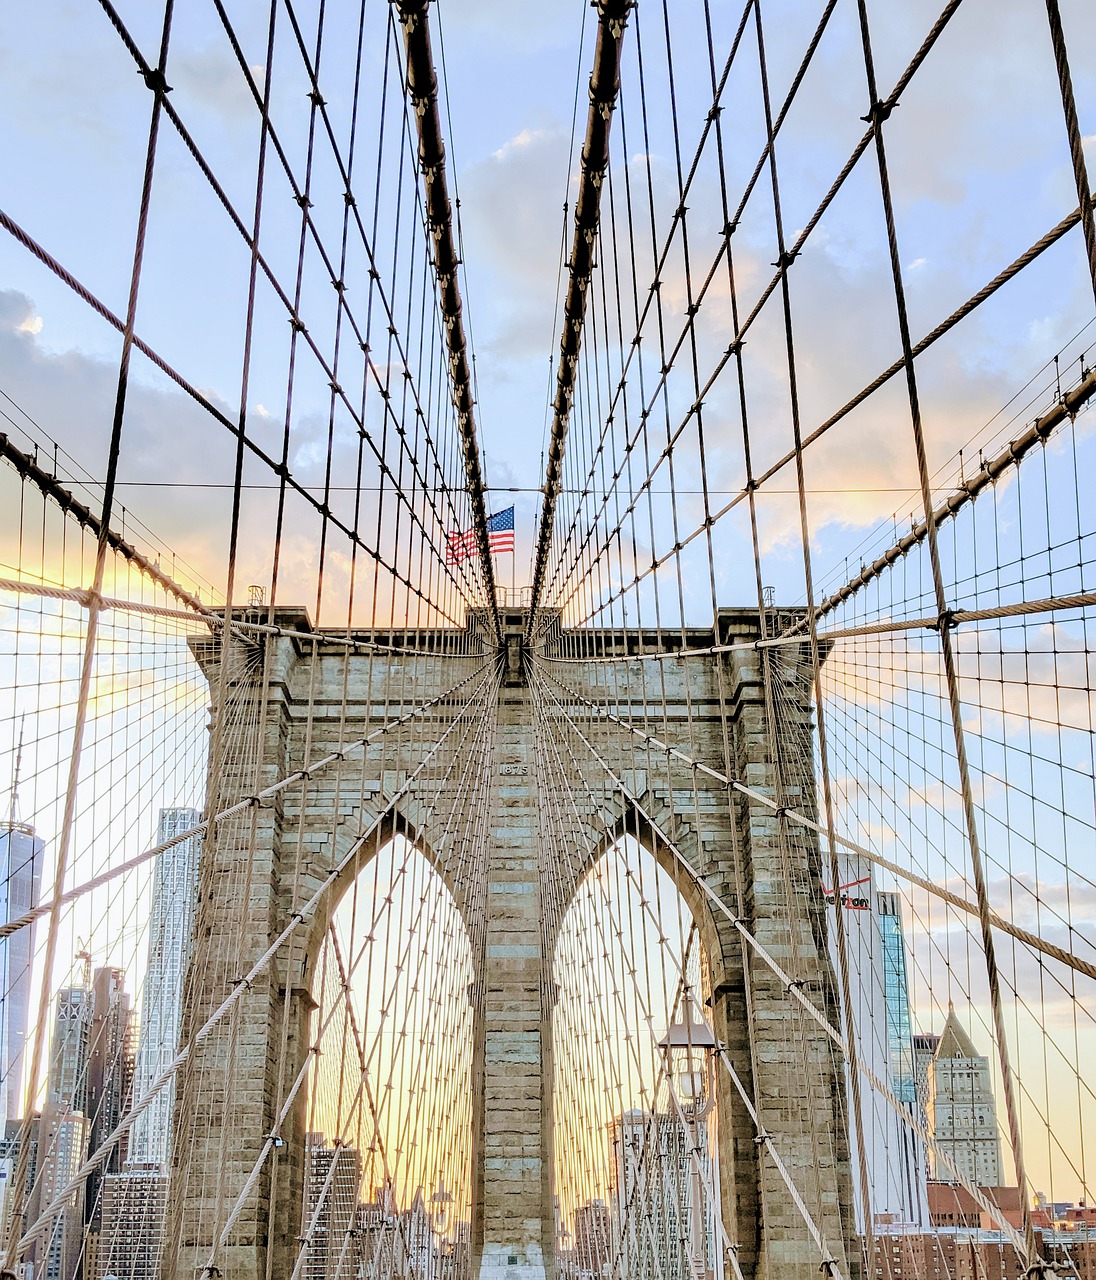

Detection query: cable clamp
xmin=295 ymin=193 xmax=313 ymax=210
xmin=786 ymin=977 xmax=807 ymax=993
xmin=930 ymin=608 xmax=956 ymax=632
xmin=726 ymin=339 xmax=745 ymax=357
xmin=308 ymin=89 xmax=326 ymax=108
xmin=771 ymin=249 xmax=799 ymax=271
xmin=140 ymin=67 xmax=172 ymax=94
xmin=860 ymin=99 xmax=895 ymax=127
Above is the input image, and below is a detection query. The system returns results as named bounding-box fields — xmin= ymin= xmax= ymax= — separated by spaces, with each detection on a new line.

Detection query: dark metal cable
xmin=853 ymin=0 xmax=1043 ymax=1265
xmin=527 ymin=0 xmax=634 ymax=632
xmin=395 ymin=0 xmax=502 ymax=643
xmin=556 ymin=188 xmax=1096 ymax=629
xmin=1043 ymin=0 xmax=1096 ymax=308
xmin=547 ymin=0 xmax=968 ymax=621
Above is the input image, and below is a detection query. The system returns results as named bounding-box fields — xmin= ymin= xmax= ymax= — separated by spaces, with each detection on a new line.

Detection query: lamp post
xmin=659 ymin=1001 xmax=718 ymax=1280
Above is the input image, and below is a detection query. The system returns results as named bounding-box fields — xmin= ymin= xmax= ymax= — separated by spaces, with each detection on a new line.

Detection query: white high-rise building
xmin=127 ymin=807 xmax=201 ymax=1168
xmin=0 ymin=822 xmax=44 ymax=1123
xmin=928 ymin=1005 xmax=1002 ymax=1187
xmin=824 ymin=856 xmax=927 ymax=1227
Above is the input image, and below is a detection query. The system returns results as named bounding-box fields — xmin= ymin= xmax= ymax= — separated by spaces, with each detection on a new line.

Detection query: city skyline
xmin=0 ymin=0 xmax=1093 ymax=1276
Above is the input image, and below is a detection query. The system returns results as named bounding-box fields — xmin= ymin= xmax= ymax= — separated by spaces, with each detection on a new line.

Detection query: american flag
xmin=445 ymin=506 xmax=515 ymax=563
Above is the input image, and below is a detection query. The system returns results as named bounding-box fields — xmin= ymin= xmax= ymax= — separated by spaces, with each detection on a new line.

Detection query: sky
xmin=0 ymin=0 xmax=1095 ymax=1224
xmin=0 ymin=0 xmax=1093 ymax=611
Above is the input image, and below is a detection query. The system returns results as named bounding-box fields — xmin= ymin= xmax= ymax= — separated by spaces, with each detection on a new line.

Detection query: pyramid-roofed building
xmin=927 ymin=1004 xmax=1003 ymax=1187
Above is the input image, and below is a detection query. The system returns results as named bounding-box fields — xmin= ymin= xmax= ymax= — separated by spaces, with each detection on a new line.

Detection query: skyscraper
xmin=571 ymin=1198 xmax=611 ymax=1278
xmin=877 ymin=892 xmax=916 ymax=1106
xmin=303 ymin=1133 xmax=363 ymax=1280
xmin=912 ymin=1033 xmax=940 ymax=1130
xmin=876 ymin=891 xmax=928 ymax=1226
xmin=26 ymin=1107 xmax=87 ymax=1280
xmin=608 ymin=1107 xmax=718 ymax=1280
xmin=928 ymin=1006 xmax=1003 ymax=1187
xmin=80 ymin=964 xmax=135 ymax=1253
xmin=127 ymin=807 xmax=201 ymax=1168
xmin=27 ymin=983 xmax=93 ymax=1280
xmin=95 ymin=809 xmax=201 ymax=1280
xmin=0 ymin=821 xmax=44 ymax=1123
xmin=825 ymin=857 xmax=927 ymax=1226
xmin=48 ymin=986 xmax=91 ymax=1113
xmin=94 ymin=1168 xmax=168 ymax=1280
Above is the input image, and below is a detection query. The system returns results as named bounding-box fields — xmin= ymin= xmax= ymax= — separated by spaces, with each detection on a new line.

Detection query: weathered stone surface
xmin=164 ymin=608 xmax=856 ymax=1280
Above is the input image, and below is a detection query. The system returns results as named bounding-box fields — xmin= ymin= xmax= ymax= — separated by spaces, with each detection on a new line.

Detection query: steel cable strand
xmin=0 ymin=654 xmax=494 ymax=945
xmin=537 ymin=0 xmax=844 ymax=613
xmin=531 ymin=654 xmax=1096 ymax=984
xmin=853 ymin=0 xmax=1044 ymax=1263
xmin=0 ymin=207 xmax=471 ymax=630
xmin=272 ymin=0 xmax=484 ymax=605
xmin=1042 ymin=0 xmax=1096 ymax=307
xmin=560 ymin=189 xmax=1096 ymax=631
xmin=529 ymin=660 xmax=1033 ymax=1254
xmin=201 ymin=0 xmax=486 ymax=612
xmin=206 ymin=696 xmax=496 ymax=1278
xmin=527 ymin=0 xmax=634 ymax=627
xmin=0 ymin=0 xmax=179 ymax=1260
xmin=541 ymin=1 xmax=968 ymax=618
xmin=531 ymin=668 xmax=840 ymax=1279
xmin=10 ymin=659 xmax=501 ymax=1263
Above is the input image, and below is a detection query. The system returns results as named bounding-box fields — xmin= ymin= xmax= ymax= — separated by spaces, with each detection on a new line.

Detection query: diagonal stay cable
xmin=0 ymin=212 xmax=467 ymax=629
xmin=559 ymin=191 xmax=1096 ymax=627
xmin=531 ymin=656 xmax=1096 ymax=985
xmin=540 ymin=0 xmax=844 ymax=612
xmin=528 ymin=661 xmax=1030 ymax=1255
xmin=196 ymin=673 xmax=498 ymax=1275
xmin=12 ymin=658 xmax=500 ymax=1259
xmin=0 ymin=655 xmax=494 ymax=944
xmin=0 ymin=578 xmax=481 ymax=657
xmin=93 ymin=0 xmax=485 ymax=613
xmin=542 ymin=0 xmax=966 ymax=613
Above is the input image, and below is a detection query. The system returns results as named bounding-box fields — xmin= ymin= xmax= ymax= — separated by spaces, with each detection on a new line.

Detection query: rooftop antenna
xmin=7 ymin=713 xmax=25 ymax=829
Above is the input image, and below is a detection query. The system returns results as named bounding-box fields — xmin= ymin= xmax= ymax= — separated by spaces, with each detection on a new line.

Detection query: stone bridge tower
xmin=163 ymin=606 xmax=857 ymax=1280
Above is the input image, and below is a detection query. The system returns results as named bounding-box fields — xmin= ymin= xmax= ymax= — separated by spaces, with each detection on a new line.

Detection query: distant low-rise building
xmin=927 ymin=1182 xmax=1022 ymax=1232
